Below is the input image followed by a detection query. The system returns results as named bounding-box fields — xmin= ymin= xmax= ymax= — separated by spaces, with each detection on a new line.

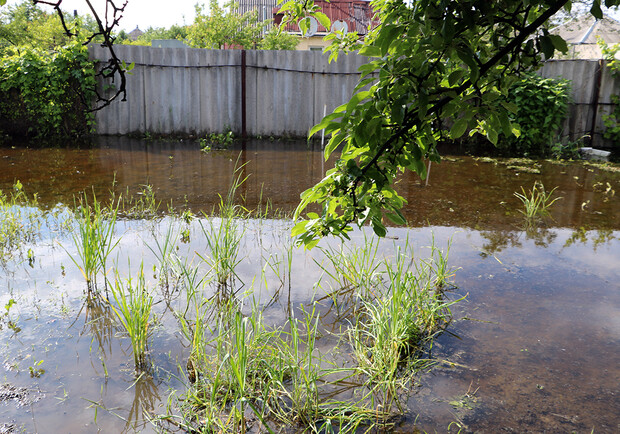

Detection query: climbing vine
xmin=0 ymin=42 xmax=96 ymax=141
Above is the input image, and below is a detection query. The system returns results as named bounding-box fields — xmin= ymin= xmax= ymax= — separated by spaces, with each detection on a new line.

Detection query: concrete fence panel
xmin=89 ymin=45 xmax=366 ymax=138
xmin=90 ymin=47 xmax=619 ymax=147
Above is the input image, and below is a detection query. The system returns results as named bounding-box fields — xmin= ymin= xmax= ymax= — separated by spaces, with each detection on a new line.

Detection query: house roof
xmin=128 ymin=26 xmax=144 ymax=41
xmin=553 ymin=14 xmax=620 ymax=44
xmin=550 ymin=14 xmax=620 ymax=58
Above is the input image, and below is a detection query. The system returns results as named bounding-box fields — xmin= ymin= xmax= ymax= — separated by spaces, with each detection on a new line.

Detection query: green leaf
xmin=385 ymin=210 xmax=406 ymax=225
xmin=324 ymin=132 xmax=346 ymax=159
xmin=314 ymin=12 xmax=331 ymax=30
xmin=358 ymin=44 xmax=381 ymax=57
xmin=448 ymin=69 xmax=464 ymax=86
xmin=539 ymin=35 xmax=555 ymax=59
xmin=591 ymin=0 xmax=603 ymax=19
xmin=487 ymin=127 xmax=499 ymax=145
xmin=498 ymin=109 xmax=512 ymax=137
xmin=371 ymin=218 xmax=386 ymax=237
xmin=548 ymin=35 xmax=568 ymax=54
xmin=346 ymin=91 xmax=370 ymax=114
xmin=450 ymin=118 xmax=468 ymax=139
xmin=378 ymin=25 xmax=401 ymax=56
xmin=291 ymin=220 xmax=308 ymax=237
xmin=308 ymin=112 xmax=341 ymax=138
xmin=456 ymin=45 xmax=479 ymax=82
xmin=501 ymin=101 xmax=519 ymax=114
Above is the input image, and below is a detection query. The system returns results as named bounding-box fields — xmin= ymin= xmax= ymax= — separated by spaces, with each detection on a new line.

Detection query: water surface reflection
xmin=0 ymin=138 xmax=618 ymax=432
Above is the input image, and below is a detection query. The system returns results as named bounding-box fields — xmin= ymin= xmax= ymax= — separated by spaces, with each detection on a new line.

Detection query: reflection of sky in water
xmin=1 ymin=216 xmax=618 ymax=432
xmin=0 ymin=139 xmax=618 ymax=431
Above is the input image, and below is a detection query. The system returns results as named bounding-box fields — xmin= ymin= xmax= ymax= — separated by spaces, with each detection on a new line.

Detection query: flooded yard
xmin=0 ymin=138 xmax=619 ymax=432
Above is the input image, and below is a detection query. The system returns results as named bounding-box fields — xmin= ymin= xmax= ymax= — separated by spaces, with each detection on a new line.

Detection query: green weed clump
xmin=350 ymin=243 xmax=462 ymax=407
xmin=514 ymin=181 xmax=562 ymax=220
xmin=199 ymin=163 xmax=248 ymax=288
xmin=175 ymin=296 xmax=378 ymax=433
xmin=163 ymin=233 xmax=463 ymax=433
xmin=0 ymin=181 xmax=41 ymax=260
xmin=64 ymin=193 xmax=120 ymax=290
xmin=109 ymin=264 xmax=154 ymax=372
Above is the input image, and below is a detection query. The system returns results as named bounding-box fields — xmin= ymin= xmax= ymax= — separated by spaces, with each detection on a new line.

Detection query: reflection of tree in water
xmin=479 ymin=230 xmax=522 ymax=257
xmin=123 ymin=373 xmax=161 ymax=433
xmin=523 ymin=225 xmax=557 ymax=247
xmin=479 ymin=227 xmax=557 ymax=256
xmin=563 ymin=227 xmax=616 ymax=251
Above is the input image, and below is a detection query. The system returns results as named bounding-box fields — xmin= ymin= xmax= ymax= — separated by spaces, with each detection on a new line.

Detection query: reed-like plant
xmin=146 ymin=220 xmax=180 ymax=291
xmin=0 ymin=181 xmax=42 ymax=260
xmin=109 ymin=263 xmax=154 ymax=372
xmin=65 ymin=193 xmax=120 ymax=290
xmin=199 ymin=162 xmax=248 ymax=288
xmin=514 ymin=181 xmax=562 ymax=220
xmin=350 ymin=243 xmax=464 ymax=412
xmin=317 ymin=232 xmax=382 ymax=294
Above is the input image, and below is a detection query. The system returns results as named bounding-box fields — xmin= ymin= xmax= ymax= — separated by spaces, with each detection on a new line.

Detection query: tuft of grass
xmin=0 ymin=181 xmax=42 ymax=260
xmin=160 ymin=228 xmax=465 ymax=433
xmin=199 ymin=162 xmax=248 ymax=288
xmin=64 ymin=193 xmax=120 ymax=290
xmin=514 ymin=181 xmax=562 ymax=220
xmin=108 ymin=263 xmax=154 ymax=373
xmin=112 ymin=183 xmax=161 ymax=219
xmin=351 ymin=250 xmax=456 ymax=398
xmin=146 ymin=220 xmax=180 ymax=291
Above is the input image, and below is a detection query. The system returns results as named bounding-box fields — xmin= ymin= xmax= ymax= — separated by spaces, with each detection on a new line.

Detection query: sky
xmin=6 ymin=0 xmax=199 ymax=32
xmin=5 ymin=0 xmax=620 ymax=33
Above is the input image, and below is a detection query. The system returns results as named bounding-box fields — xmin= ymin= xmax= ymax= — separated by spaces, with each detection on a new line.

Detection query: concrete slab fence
xmin=89 ymin=45 xmax=368 ymax=137
xmin=89 ymin=45 xmax=620 ymax=146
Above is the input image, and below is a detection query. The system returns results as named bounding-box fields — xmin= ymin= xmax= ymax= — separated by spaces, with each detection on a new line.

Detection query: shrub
xmin=0 ymin=42 xmax=96 ymax=141
xmin=497 ymin=73 xmax=571 ymax=157
xmin=599 ymin=40 xmax=620 ymax=146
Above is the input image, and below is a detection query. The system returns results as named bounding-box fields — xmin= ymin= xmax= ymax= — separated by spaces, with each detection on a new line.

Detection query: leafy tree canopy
xmin=281 ymin=0 xmax=620 ymax=248
xmin=0 ymin=0 xmax=98 ymax=52
xmin=118 ymin=24 xmax=189 ymax=45
xmin=187 ymin=0 xmax=266 ymax=49
xmin=259 ymin=26 xmax=298 ymax=50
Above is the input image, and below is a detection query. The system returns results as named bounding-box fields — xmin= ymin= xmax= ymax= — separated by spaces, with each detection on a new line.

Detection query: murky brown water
xmin=0 ymin=138 xmax=619 ymax=432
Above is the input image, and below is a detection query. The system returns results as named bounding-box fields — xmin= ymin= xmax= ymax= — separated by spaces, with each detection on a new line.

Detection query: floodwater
xmin=0 ymin=137 xmax=619 ymax=432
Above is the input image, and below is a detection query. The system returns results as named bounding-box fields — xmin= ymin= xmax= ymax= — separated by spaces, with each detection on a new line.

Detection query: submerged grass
xmin=108 ymin=263 xmax=154 ymax=373
xmin=0 ymin=181 xmax=42 ymax=261
xmin=199 ymin=162 xmax=248 ymax=289
xmin=63 ymin=193 xmax=120 ymax=290
xmin=514 ymin=181 xmax=562 ymax=221
xmin=162 ymin=229 xmax=463 ymax=433
xmin=0 ymin=177 xmax=464 ymax=432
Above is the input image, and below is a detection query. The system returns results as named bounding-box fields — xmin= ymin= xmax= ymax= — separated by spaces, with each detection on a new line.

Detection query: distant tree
xmin=259 ymin=26 xmax=298 ymax=50
xmin=186 ymin=0 xmax=265 ymax=49
xmin=0 ymin=0 xmax=98 ymax=52
xmin=123 ymin=24 xmax=189 ymax=45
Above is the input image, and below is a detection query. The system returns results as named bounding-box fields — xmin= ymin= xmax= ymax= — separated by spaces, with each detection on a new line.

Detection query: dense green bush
xmin=497 ymin=73 xmax=571 ymax=157
xmin=600 ymin=40 xmax=620 ymax=146
xmin=0 ymin=42 xmax=96 ymax=141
